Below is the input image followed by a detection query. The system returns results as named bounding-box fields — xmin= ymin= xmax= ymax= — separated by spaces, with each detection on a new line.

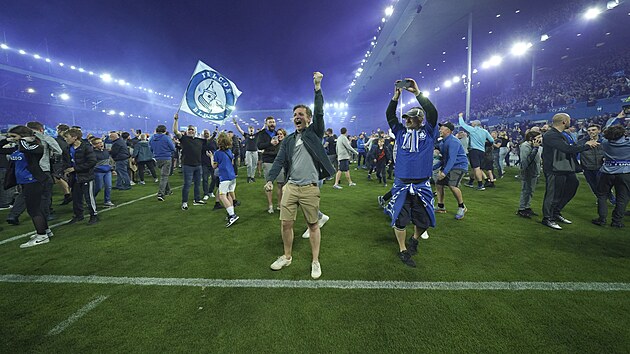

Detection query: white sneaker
xmin=318 ymin=213 xmax=330 ymax=228
xmin=154 ymin=178 xmax=159 ymax=183
xmin=267 ymin=206 xmax=274 ymax=214
xmin=182 ymin=202 xmax=188 ymax=210
xmin=129 ymin=181 xmax=136 ymax=186
xmin=348 ymin=182 xmax=356 ymax=186
xmin=311 ymin=261 xmax=322 ymax=279
xmin=202 ymin=195 xmax=209 ymax=201
xmin=209 ymin=193 xmax=215 ymax=198
xmin=270 ymin=255 xmax=292 ymax=270
xmin=303 ymin=213 xmax=329 ymax=239
xmin=420 ymin=230 xmax=429 ymax=240
xmin=333 ymin=184 xmax=343 ymax=190
xmin=32 ymin=229 xmax=54 ymax=239
xmin=20 ymin=235 xmax=49 ymax=248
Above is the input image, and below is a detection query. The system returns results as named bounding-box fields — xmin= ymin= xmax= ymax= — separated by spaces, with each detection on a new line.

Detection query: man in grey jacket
xmin=333 ymin=127 xmax=358 ymax=189
xmin=516 ymin=131 xmax=542 ymax=218
xmin=265 ymin=71 xmax=335 ymax=279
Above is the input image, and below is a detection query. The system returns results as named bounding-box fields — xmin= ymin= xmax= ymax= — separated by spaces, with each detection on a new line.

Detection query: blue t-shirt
xmin=392 ymin=122 xmax=438 ymax=179
xmin=9 ymin=150 xmax=37 ymax=184
xmin=214 ymin=149 xmax=235 ymax=182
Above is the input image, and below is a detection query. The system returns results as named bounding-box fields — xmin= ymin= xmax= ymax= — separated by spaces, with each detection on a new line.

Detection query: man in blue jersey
xmin=383 ymin=78 xmax=438 ymax=268
xmin=434 ymin=122 xmax=469 ymax=220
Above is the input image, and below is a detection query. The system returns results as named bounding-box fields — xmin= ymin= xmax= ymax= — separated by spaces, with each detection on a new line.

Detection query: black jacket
xmin=257 ymin=129 xmax=278 ymax=163
xmin=542 ymin=127 xmax=589 ymax=175
xmin=109 ymin=138 xmax=131 ymax=161
xmin=66 ymin=141 xmax=97 ymax=183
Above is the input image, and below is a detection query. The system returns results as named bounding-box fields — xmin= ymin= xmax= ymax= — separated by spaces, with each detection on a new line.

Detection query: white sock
xmin=226 ymin=206 xmax=234 ymax=216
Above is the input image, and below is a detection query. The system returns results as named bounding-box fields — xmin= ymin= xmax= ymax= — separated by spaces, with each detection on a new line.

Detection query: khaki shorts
xmin=279 ymin=183 xmax=320 ymax=224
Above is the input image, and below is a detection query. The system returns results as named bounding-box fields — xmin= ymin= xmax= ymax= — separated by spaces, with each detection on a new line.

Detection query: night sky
xmin=1 ymin=0 xmax=384 ymax=110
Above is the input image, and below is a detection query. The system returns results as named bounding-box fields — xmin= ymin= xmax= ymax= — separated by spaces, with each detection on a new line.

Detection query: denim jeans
xmin=94 ymin=171 xmax=112 ymax=203
xmin=115 ymin=159 xmax=131 ymax=189
xmin=245 ymin=151 xmax=258 ymax=178
xmin=156 ymin=159 xmax=171 ymax=197
xmin=202 ymin=164 xmax=216 ymax=196
xmin=182 ymin=164 xmax=202 ymax=203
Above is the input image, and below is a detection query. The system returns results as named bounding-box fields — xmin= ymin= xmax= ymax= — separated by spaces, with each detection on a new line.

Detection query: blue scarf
xmin=384 ymin=178 xmax=436 ymax=228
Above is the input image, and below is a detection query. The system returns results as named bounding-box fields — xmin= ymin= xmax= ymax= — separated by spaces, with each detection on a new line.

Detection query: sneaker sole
xmin=270 ymin=261 xmax=291 ymax=270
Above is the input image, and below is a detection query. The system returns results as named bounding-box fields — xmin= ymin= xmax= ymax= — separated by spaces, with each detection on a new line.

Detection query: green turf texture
xmin=0 ymin=166 xmax=628 ymax=352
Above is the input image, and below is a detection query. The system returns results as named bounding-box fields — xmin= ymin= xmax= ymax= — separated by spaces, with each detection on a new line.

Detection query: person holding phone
xmin=516 ymin=131 xmax=542 ymax=218
xmin=383 ymin=78 xmax=439 ymax=268
xmin=257 ymin=116 xmax=279 ymax=214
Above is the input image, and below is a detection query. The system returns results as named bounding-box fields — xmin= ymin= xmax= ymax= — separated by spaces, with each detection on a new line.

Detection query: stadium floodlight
xmin=489 ymin=55 xmax=503 ymax=66
xmin=385 ymin=5 xmax=394 ymax=16
xmin=584 ymin=7 xmax=602 ymax=20
xmin=462 ymin=74 xmax=467 ymax=79
xmin=59 ymin=62 xmax=64 ymax=67
xmin=45 ymin=58 xmax=51 ymax=63
xmin=79 ymin=68 xmax=85 ymax=72
xmin=481 ymin=61 xmax=491 ymax=69
xmin=434 ymin=87 xmax=440 ymax=92
xmin=473 ymin=68 xmax=478 ymax=74
xmin=333 ymin=102 xmax=339 ymax=109
xmin=444 ymin=80 xmax=452 ymax=88
xmin=59 ymin=93 xmax=70 ymax=100
xmin=108 ymin=110 xmax=116 ymax=115
xmin=540 ymin=34 xmax=550 ymax=42
xmin=118 ymin=79 xmax=126 ymax=86
xmin=381 ymin=17 xmax=386 ymax=23
xmin=100 ymin=73 xmax=113 ymax=82
xmin=423 ymin=91 xmax=430 ymax=98
xmin=33 ymin=54 xmax=41 ymax=59
xmin=119 ymin=112 xmax=125 ymax=116
xmin=0 ymin=43 xmax=9 ymax=49
xmin=19 ymin=49 xmax=26 ymax=55
xmin=148 ymin=89 xmax=153 ymax=93
xmin=26 ymin=88 xmax=35 ymax=93
xmin=89 ymin=71 xmax=94 ymax=75
xmin=70 ymin=65 xmax=76 ymax=70
xmin=511 ymin=42 xmax=533 ymax=56
xmin=452 ymin=76 xmax=461 ymax=83
xmin=357 ymin=67 xmax=363 ymax=73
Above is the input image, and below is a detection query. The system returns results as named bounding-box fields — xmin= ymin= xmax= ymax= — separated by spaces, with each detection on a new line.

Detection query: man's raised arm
xmin=172 ymin=113 xmax=182 ymax=139
xmin=311 ymin=71 xmax=325 ymax=138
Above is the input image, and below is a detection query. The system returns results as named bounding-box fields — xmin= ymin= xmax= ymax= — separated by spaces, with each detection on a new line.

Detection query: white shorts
xmin=218 ymin=179 xmax=236 ymax=195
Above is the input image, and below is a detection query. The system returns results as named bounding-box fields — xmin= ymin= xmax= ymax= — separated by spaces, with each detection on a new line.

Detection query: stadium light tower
xmin=0 ymin=43 xmax=9 ymax=50
xmin=385 ymin=5 xmax=394 ymax=16
xmin=26 ymin=88 xmax=35 ymax=93
xmin=59 ymin=93 xmax=70 ymax=101
xmin=584 ymin=7 xmax=602 ymax=20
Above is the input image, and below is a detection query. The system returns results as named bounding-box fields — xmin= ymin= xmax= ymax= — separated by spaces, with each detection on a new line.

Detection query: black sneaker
xmin=611 ymin=221 xmax=625 ymax=228
xmin=524 ymin=208 xmax=539 ymax=216
xmin=6 ymin=218 xmax=19 ymax=225
xmin=251 ymin=178 xmax=255 ymax=183
xmin=407 ymin=237 xmax=419 ymax=255
xmin=377 ymin=196 xmax=385 ymax=208
xmin=226 ymin=214 xmax=239 ymax=227
xmin=59 ymin=195 xmax=72 ymax=205
xmin=591 ymin=218 xmax=606 ymax=226
xmin=464 ymin=182 xmax=474 ymax=188
xmin=66 ymin=216 xmax=85 ymax=225
xmin=193 ymin=200 xmax=206 ymax=205
xmin=516 ymin=210 xmax=531 ymax=218
xmin=233 ymin=200 xmax=241 ymax=207
xmin=213 ymin=203 xmax=223 ymax=210
xmin=397 ymin=250 xmax=416 ymax=268
xmin=88 ymin=215 xmax=99 ymax=225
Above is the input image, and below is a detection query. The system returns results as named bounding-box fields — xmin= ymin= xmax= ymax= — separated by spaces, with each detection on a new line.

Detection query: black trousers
xmin=137 ymin=160 xmax=157 ymax=181
xmin=9 ymin=173 xmax=53 ymax=220
xmin=22 ymin=182 xmax=48 ymax=234
xmin=596 ymin=173 xmax=630 ymax=224
xmin=542 ymin=173 xmax=579 ymax=221
xmin=71 ymin=180 xmax=97 ymax=218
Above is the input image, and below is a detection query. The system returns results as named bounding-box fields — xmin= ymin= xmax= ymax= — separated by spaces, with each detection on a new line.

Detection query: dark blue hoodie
xmin=149 ymin=133 xmax=176 ymax=160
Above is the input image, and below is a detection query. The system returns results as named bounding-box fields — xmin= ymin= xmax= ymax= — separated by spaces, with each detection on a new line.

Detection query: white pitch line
xmin=1 ymin=274 xmax=629 ymax=291
xmin=0 ymin=187 xmax=182 ymax=246
xmin=47 ymin=295 xmax=108 ymax=336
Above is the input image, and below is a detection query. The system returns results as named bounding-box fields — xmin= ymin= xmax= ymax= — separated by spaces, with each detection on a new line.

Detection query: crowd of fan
xmin=441 ymin=55 xmax=630 ymax=121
